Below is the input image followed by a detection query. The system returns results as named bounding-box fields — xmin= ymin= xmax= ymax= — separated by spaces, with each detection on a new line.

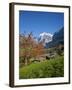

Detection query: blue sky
xmin=19 ymin=10 xmax=64 ymax=37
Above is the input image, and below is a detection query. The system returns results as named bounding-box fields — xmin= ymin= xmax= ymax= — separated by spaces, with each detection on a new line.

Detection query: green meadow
xmin=19 ymin=56 xmax=64 ymax=79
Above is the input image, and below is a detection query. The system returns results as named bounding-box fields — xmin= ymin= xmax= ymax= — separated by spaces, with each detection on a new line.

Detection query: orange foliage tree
xmin=19 ymin=33 xmax=45 ymax=65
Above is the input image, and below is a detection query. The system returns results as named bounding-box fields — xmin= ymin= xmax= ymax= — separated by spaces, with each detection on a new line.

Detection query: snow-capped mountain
xmin=38 ymin=32 xmax=53 ymax=46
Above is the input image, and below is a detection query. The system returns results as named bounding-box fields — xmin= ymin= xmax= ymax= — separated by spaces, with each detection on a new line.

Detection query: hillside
xmin=20 ymin=56 xmax=64 ymax=79
xmin=45 ymin=27 xmax=64 ymax=48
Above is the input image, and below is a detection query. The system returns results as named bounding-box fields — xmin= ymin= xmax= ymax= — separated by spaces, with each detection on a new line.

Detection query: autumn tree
xmin=19 ymin=32 xmax=45 ymax=65
xmin=32 ymin=42 xmax=45 ymax=59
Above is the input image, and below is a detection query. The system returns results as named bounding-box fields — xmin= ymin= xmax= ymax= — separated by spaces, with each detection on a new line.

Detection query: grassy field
xmin=19 ymin=56 xmax=64 ymax=79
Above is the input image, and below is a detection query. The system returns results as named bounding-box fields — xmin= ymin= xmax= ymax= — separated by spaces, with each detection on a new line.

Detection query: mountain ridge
xmin=45 ymin=27 xmax=64 ymax=48
xmin=38 ymin=32 xmax=53 ymax=46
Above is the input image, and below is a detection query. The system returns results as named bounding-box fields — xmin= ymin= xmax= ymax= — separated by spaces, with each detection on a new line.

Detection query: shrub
xmin=19 ymin=56 xmax=64 ymax=79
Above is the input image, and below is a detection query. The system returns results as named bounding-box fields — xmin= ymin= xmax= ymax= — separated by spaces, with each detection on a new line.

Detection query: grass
xmin=19 ymin=56 xmax=64 ymax=79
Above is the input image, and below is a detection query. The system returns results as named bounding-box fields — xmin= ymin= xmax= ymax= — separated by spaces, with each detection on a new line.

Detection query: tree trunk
xmin=25 ymin=57 xmax=27 ymax=65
